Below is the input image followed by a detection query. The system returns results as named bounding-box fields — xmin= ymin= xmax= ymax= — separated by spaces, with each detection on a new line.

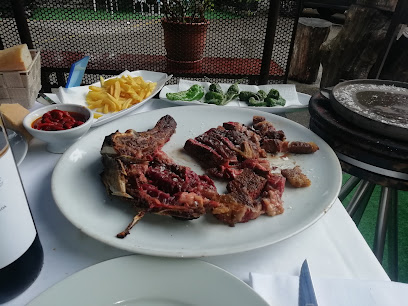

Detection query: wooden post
xmin=379 ymin=27 xmax=408 ymax=82
xmin=288 ymin=18 xmax=331 ymax=84
xmin=320 ymin=4 xmax=394 ymax=88
xmin=355 ymin=0 xmax=398 ymax=12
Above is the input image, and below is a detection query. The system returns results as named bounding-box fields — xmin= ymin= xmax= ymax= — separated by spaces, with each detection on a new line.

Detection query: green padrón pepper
xmin=166 ymin=84 xmax=204 ymax=101
xmin=248 ymin=96 xmax=267 ymax=106
xmin=257 ymin=90 xmax=267 ymax=100
xmin=240 ymin=87 xmax=286 ymax=107
xmin=239 ymin=91 xmax=257 ymax=101
xmin=223 ymin=82 xmax=240 ymax=104
xmin=247 ymin=90 xmax=268 ymax=106
xmin=266 ymin=88 xmax=286 ymax=106
xmin=204 ymin=91 xmax=225 ymax=105
xmin=265 ymin=97 xmax=286 ymax=107
xmin=267 ymin=88 xmax=280 ymax=100
xmin=209 ymin=83 xmax=223 ymax=94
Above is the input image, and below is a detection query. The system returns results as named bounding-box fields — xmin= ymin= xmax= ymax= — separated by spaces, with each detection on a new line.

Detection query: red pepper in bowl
xmin=32 ymin=110 xmax=86 ymax=131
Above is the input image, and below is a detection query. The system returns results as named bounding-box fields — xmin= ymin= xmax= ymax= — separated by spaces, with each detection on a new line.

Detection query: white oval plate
xmin=159 ymin=84 xmax=310 ymax=113
xmin=57 ymin=70 xmax=172 ymax=127
xmin=52 ymin=106 xmax=342 ymax=257
xmin=28 ymin=255 xmax=268 ymax=306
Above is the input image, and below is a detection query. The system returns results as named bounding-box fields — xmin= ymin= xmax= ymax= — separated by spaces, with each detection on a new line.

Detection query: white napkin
xmin=250 ymin=272 xmax=408 ymax=306
xmin=56 ymin=70 xmax=133 ymax=105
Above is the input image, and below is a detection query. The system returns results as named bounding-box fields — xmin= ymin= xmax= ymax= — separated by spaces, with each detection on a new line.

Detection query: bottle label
xmin=0 ymin=129 xmax=36 ymax=269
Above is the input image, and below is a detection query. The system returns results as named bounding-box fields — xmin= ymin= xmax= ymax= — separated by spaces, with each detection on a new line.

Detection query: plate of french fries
xmin=57 ymin=70 xmax=172 ymax=127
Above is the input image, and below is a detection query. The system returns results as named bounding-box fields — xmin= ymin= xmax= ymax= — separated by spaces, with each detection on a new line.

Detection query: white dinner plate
xmin=28 ymin=255 xmax=269 ymax=306
xmin=7 ymin=129 xmax=28 ymax=166
xmin=159 ymin=83 xmax=310 ymax=113
xmin=52 ymin=106 xmax=342 ymax=257
xmin=57 ymin=70 xmax=172 ymax=127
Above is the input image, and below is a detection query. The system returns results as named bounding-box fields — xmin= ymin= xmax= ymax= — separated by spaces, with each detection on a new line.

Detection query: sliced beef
xmin=226 ymin=168 xmax=266 ymax=199
xmin=211 ymin=168 xmax=285 ymax=226
xmin=252 ymin=116 xmax=286 ymax=153
xmin=252 ymin=116 xmax=319 ymax=155
xmin=183 ymin=120 xmax=288 ymax=226
xmin=212 ymin=194 xmax=263 ymax=226
xmin=261 ymin=139 xmax=284 ymax=154
xmin=101 ymin=115 xmax=315 ymax=233
xmin=184 ymin=138 xmax=230 ymax=169
xmin=253 ymin=116 xmax=286 ymax=139
xmin=196 ymin=127 xmax=238 ymax=160
xmin=264 ymin=173 xmax=286 ymax=195
xmin=184 ymin=122 xmax=266 ymax=180
xmin=240 ymin=158 xmax=272 ymax=176
xmin=212 ymin=169 xmax=266 ymax=226
xmin=222 ymin=122 xmax=266 ymax=159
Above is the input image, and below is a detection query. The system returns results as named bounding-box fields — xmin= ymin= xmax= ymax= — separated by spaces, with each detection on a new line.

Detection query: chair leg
xmin=387 ymin=189 xmax=398 ymax=281
xmin=346 ymin=180 xmax=375 ymax=222
xmin=339 ymin=175 xmax=360 ymax=202
xmin=373 ymin=187 xmax=393 ymax=262
xmin=351 ymin=183 xmax=375 ymax=226
xmin=56 ymin=72 xmax=65 ymax=88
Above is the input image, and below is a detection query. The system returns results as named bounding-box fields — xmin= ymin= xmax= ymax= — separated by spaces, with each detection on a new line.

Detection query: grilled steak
xmin=184 ymin=121 xmax=287 ymax=225
xmin=101 ymin=114 xmax=177 ymax=162
xmin=184 ymin=121 xmax=266 ymax=180
xmin=100 ymin=115 xmax=220 ymax=237
xmin=211 ymin=162 xmax=286 ymax=226
xmin=101 ymin=114 xmax=316 ymax=233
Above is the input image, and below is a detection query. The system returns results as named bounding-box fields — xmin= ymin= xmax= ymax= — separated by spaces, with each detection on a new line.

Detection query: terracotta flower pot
xmin=161 ymin=18 xmax=209 ymax=66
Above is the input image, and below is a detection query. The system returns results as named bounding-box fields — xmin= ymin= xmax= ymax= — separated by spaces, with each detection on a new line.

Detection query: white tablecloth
xmin=5 ymin=99 xmax=390 ymax=306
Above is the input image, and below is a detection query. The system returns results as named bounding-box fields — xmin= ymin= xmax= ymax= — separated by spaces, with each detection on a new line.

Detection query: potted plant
xmin=161 ymin=0 xmax=212 ymax=68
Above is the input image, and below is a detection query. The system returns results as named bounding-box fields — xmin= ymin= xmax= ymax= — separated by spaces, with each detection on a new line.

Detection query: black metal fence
xmin=1 ymin=0 xmax=300 ymax=92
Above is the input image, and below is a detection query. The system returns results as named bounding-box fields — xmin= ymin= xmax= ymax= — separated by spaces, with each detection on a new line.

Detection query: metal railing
xmin=1 ymin=0 xmax=300 ymax=91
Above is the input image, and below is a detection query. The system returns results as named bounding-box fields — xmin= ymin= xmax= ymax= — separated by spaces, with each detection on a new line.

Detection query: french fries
xmin=86 ymin=75 xmax=157 ymax=114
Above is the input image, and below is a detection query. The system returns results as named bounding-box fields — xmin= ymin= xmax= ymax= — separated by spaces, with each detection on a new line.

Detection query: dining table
xmin=5 ymin=96 xmax=392 ymax=306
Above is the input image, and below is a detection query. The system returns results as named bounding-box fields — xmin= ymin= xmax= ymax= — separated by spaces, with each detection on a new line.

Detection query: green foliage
xmin=162 ymin=0 xmax=214 ymax=23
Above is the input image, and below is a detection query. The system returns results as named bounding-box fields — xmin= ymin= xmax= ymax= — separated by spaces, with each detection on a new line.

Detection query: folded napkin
xmin=250 ymin=272 xmax=408 ymax=306
xmin=57 ymin=70 xmax=133 ymax=105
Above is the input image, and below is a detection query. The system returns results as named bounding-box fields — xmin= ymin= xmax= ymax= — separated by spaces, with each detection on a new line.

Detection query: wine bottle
xmin=0 ymin=117 xmax=44 ymax=303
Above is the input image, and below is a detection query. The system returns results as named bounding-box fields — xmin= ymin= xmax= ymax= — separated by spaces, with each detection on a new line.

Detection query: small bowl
xmin=23 ymin=104 xmax=93 ymax=153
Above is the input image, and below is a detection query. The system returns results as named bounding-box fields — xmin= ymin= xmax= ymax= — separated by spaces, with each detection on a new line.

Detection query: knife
xmin=37 ymin=92 xmax=58 ymax=105
xmin=299 ymin=260 xmax=318 ymax=306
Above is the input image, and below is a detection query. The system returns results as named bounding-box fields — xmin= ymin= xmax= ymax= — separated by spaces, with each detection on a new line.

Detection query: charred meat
xmin=184 ymin=122 xmax=287 ymax=226
xmin=100 ymin=115 xmax=220 ymax=237
xmin=101 ymin=115 xmax=177 ymax=162
xmin=252 ymin=116 xmax=319 ymax=154
xmin=212 ymin=166 xmax=286 ymax=226
xmin=184 ymin=121 xmax=266 ymax=180
xmin=100 ymin=114 xmax=317 ymax=235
